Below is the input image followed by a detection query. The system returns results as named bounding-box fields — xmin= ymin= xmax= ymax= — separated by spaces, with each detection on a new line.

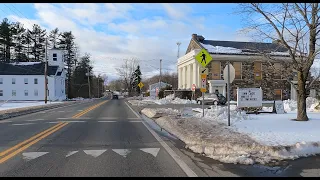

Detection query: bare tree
xmin=115 ymin=58 xmax=139 ymax=96
xmin=237 ymin=3 xmax=320 ymax=121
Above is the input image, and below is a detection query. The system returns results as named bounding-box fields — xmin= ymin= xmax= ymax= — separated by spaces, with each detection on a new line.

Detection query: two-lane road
xmin=0 ymin=98 xmax=196 ymax=177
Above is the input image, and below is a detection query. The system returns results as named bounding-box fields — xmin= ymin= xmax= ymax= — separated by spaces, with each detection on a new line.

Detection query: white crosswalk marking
xmin=26 ymin=119 xmax=44 ymax=122
xmin=83 ymin=150 xmax=107 ymax=158
xmin=22 ymin=152 xmax=49 ymax=161
xmin=12 ymin=123 xmax=35 ymax=126
xmin=140 ymin=148 xmax=160 ymax=157
xmin=66 ymin=151 xmax=79 ymax=157
xmin=112 ymin=149 xmax=131 ymax=158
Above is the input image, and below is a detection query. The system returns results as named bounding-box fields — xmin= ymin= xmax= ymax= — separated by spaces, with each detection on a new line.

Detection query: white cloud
xmin=4 ymin=3 xmax=251 ymax=81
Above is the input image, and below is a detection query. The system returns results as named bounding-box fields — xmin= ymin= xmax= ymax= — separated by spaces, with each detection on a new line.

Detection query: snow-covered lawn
xmin=0 ymin=101 xmax=62 ymax=111
xmin=127 ymin=94 xmax=197 ymax=105
xmin=141 ymin=97 xmax=320 ymax=165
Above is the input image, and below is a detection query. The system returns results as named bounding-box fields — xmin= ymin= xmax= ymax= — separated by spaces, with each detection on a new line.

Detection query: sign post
xmin=223 ymin=63 xmax=235 ymax=126
xmin=200 ymin=74 xmax=207 ymax=117
xmin=195 ymin=48 xmax=213 ymax=118
xmin=191 ymin=84 xmax=196 ymax=100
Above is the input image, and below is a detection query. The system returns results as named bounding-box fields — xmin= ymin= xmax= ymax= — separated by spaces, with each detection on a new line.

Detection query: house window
xmin=24 ymin=90 xmax=28 ymax=96
xmin=12 ymin=78 xmax=16 ymax=84
xmin=254 ymin=61 xmax=262 ymax=80
xmin=12 ymin=90 xmax=16 ymax=96
xmin=34 ymin=78 xmax=38 ymax=84
xmin=53 ymin=53 xmax=57 ymax=61
xmin=34 ymin=89 xmax=38 ymax=96
xmin=0 ymin=78 xmax=3 ymax=84
xmin=274 ymin=89 xmax=282 ymax=100
xmin=233 ymin=62 xmax=242 ymax=79
xmin=274 ymin=63 xmax=282 ymax=79
xmin=0 ymin=90 xmax=3 ymax=96
xmin=211 ymin=61 xmax=221 ymax=80
xmin=24 ymin=78 xmax=28 ymax=84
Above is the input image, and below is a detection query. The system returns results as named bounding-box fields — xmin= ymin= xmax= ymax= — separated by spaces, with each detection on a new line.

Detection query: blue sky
xmin=0 ymin=3 xmax=252 ymax=81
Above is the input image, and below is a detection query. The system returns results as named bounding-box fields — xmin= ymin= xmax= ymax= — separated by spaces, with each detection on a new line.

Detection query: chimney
xmin=192 ymin=34 xmax=197 ymax=40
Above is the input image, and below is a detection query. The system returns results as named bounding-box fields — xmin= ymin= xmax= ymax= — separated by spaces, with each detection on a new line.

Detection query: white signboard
xmin=274 ymin=101 xmax=285 ymax=114
xmin=237 ymin=88 xmax=262 ymax=108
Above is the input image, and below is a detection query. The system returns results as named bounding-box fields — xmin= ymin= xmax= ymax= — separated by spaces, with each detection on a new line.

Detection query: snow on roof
xmin=9 ymin=62 xmax=42 ymax=66
xmin=200 ymin=43 xmax=291 ymax=56
xmin=200 ymin=43 xmax=242 ymax=54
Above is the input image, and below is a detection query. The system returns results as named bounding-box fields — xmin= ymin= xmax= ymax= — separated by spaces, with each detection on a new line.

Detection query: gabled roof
xmin=0 ymin=62 xmax=59 ymax=76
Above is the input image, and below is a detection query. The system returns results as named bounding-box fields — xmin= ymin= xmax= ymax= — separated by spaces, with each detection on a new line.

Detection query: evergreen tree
xmin=28 ymin=24 xmax=46 ymax=61
xmin=13 ymin=22 xmax=27 ymax=61
xmin=49 ymin=28 xmax=60 ymax=49
xmin=133 ymin=65 xmax=142 ymax=94
xmin=58 ymin=31 xmax=76 ymax=99
xmin=0 ymin=18 xmax=16 ymax=62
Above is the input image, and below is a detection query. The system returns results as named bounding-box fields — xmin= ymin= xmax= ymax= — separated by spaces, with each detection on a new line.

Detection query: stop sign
xmin=192 ymin=84 xmax=196 ymax=91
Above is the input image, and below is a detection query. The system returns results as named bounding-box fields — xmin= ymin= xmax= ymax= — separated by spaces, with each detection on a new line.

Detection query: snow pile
xmin=142 ymin=106 xmax=320 ymax=165
xmin=270 ymin=51 xmax=290 ymax=56
xmin=9 ymin=62 xmax=42 ymax=66
xmin=0 ymin=101 xmax=62 ymax=111
xmin=154 ymin=94 xmax=197 ymax=105
xmin=193 ymin=105 xmax=248 ymax=125
xmin=200 ymin=43 xmax=242 ymax=54
xmin=283 ymin=97 xmax=320 ymax=112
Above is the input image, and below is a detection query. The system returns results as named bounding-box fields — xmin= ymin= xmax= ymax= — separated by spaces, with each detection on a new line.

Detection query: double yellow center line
xmin=72 ymin=101 xmax=108 ymax=118
xmin=0 ymin=122 xmax=68 ymax=164
xmin=0 ymin=100 xmax=108 ymax=164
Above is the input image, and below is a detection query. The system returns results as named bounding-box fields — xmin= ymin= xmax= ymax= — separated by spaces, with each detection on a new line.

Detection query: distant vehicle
xmin=197 ymin=93 xmax=226 ymax=105
xmin=112 ymin=94 xmax=119 ymax=99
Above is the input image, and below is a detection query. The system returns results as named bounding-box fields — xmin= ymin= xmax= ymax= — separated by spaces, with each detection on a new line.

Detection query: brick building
xmin=177 ymin=34 xmax=319 ymax=101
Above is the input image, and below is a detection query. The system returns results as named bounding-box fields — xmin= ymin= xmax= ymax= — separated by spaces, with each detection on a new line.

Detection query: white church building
xmin=0 ymin=48 xmax=67 ymax=101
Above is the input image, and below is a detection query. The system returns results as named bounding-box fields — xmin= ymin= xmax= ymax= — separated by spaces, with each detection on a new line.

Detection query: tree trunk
xmin=296 ymin=71 xmax=308 ymax=121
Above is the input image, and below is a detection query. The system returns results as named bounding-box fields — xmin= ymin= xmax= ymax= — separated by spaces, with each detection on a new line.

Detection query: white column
xmin=178 ymin=67 xmax=181 ymax=89
xmin=183 ymin=66 xmax=186 ymax=89
xmin=188 ymin=64 xmax=192 ymax=89
xmin=193 ymin=63 xmax=197 ymax=87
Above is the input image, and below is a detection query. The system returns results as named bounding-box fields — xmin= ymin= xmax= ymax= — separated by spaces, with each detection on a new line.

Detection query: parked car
xmin=197 ymin=93 xmax=227 ymax=105
xmin=112 ymin=94 xmax=119 ymax=99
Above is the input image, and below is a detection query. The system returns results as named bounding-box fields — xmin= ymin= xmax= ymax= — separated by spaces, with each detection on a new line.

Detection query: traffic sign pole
xmin=227 ymin=61 xmax=230 ymax=126
xmin=202 ymin=91 xmax=204 ymax=117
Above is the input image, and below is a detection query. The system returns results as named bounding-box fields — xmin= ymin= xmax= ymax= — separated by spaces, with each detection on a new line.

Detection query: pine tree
xmin=28 ymin=24 xmax=46 ymax=61
xmin=58 ymin=31 xmax=76 ymax=99
xmin=49 ymin=28 xmax=60 ymax=49
xmin=0 ymin=18 xmax=16 ymax=62
xmin=134 ymin=65 xmax=142 ymax=94
xmin=13 ymin=22 xmax=27 ymax=61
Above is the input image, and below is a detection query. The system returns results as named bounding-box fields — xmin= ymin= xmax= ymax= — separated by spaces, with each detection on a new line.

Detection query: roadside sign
xmin=200 ymin=67 xmax=209 ymax=75
xmin=200 ymin=74 xmax=207 ymax=93
xmin=237 ymin=88 xmax=263 ymax=108
xmin=195 ymin=49 xmax=213 ymax=68
xmin=274 ymin=101 xmax=285 ymax=114
xmin=223 ymin=64 xmax=235 ymax=83
xmin=138 ymin=82 xmax=144 ymax=89
xmin=191 ymin=84 xmax=196 ymax=91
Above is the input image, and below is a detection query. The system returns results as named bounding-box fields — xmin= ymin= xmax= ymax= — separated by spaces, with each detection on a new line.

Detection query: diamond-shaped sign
xmin=195 ymin=49 xmax=213 ymax=68
xmin=138 ymin=82 xmax=144 ymax=89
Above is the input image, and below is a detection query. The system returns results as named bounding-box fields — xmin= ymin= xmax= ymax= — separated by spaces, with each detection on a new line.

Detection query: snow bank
xmin=142 ymin=106 xmax=320 ymax=165
xmin=154 ymin=95 xmax=197 ymax=105
xmin=283 ymin=97 xmax=320 ymax=112
xmin=0 ymin=101 xmax=62 ymax=111
xmin=200 ymin=43 xmax=242 ymax=54
xmin=9 ymin=62 xmax=42 ymax=66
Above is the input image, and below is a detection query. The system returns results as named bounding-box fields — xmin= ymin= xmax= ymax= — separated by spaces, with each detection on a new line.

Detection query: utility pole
xmin=87 ymin=67 xmax=91 ymax=98
xmin=44 ymin=38 xmax=48 ymax=104
xmin=176 ymin=42 xmax=181 ymax=58
xmin=97 ymin=75 xmax=100 ymax=98
xmin=158 ymin=59 xmax=162 ymax=99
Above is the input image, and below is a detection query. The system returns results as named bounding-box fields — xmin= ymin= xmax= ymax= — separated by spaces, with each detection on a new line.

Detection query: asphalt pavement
xmin=0 ymin=98 xmax=194 ymax=177
xmin=0 ymin=98 xmax=319 ymax=177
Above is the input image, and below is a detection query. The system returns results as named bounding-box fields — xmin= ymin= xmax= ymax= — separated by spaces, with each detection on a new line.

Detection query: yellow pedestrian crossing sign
xmin=138 ymin=82 xmax=144 ymax=89
xmin=195 ymin=49 xmax=213 ymax=68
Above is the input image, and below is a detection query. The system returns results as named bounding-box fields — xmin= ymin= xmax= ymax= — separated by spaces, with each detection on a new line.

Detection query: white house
xmin=0 ymin=48 xmax=67 ymax=101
